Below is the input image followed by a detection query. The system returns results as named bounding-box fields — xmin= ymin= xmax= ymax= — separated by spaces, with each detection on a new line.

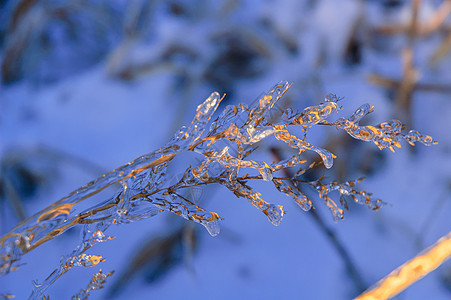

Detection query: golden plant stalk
xmin=356 ymin=231 xmax=451 ymax=300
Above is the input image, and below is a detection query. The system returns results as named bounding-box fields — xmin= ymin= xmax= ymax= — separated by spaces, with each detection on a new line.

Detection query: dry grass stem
xmin=356 ymin=231 xmax=451 ymax=300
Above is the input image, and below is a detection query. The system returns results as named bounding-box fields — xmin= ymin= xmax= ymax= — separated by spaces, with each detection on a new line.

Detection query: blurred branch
xmin=430 ymin=30 xmax=451 ymax=66
xmin=371 ymin=0 xmax=451 ymax=36
xmin=369 ymin=0 xmax=451 ymax=128
xmin=356 ymin=231 xmax=451 ymax=300
xmin=422 ymin=0 xmax=451 ymax=35
xmin=2 ymin=177 xmax=27 ymax=222
xmin=395 ymin=0 xmax=422 ymax=127
xmin=368 ymin=73 xmax=451 ymax=94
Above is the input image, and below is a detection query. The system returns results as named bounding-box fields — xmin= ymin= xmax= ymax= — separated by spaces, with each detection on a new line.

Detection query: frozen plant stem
xmin=0 ymin=81 xmax=436 ymax=298
xmin=72 ymin=269 xmax=114 ymax=300
xmin=271 ymin=147 xmax=366 ymax=293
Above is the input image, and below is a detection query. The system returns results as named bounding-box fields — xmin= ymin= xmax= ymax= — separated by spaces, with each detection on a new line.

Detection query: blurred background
xmin=1 ymin=0 xmax=451 ymax=299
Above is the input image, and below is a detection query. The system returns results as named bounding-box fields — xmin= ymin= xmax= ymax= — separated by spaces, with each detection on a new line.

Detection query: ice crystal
xmin=0 ymin=81 xmax=436 ymax=298
xmin=309 ymin=176 xmax=385 ymax=222
xmin=72 ymin=269 xmax=114 ymax=300
xmin=331 ymin=104 xmax=437 ymax=152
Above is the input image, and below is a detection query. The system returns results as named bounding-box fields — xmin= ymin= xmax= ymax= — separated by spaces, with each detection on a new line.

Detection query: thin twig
xmin=368 ymin=73 xmax=451 ymax=94
xmin=270 ymin=147 xmax=367 ymax=293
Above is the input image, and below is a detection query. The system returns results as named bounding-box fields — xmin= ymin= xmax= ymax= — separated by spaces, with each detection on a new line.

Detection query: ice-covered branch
xmin=0 ymin=81 xmax=436 ymax=298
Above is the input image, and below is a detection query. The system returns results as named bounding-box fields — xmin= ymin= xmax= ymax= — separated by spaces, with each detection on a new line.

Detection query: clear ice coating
xmin=348 ymin=103 xmax=373 ymax=123
xmin=309 ymin=177 xmax=385 ymax=222
xmin=272 ymin=124 xmax=335 ymax=169
xmin=287 ymin=96 xmax=340 ymax=127
xmin=334 ymin=106 xmax=437 ymax=151
xmin=204 ymin=220 xmax=220 ymax=236
xmin=0 ymin=81 xmax=437 ymax=298
xmin=265 ymin=204 xmax=285 ymax=226
xmin=72 ymin=269 xmax=114 ymax=300
xmin=272 ymin=179 xmax=312 ymax=211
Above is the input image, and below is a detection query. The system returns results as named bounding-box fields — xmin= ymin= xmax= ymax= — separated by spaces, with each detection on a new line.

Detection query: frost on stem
xmin=0 ymin=81 xmax=436 ymax=297
xmin=331 ymin=103 xmax=437 ymax=152
xmin=309 ymin=176 xmax=385 ymax=222
xmin=72 ymin=269 xmax=114 ymax=300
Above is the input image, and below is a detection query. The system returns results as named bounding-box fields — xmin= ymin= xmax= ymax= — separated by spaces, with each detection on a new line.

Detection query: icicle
xmin=272 ymin=179 xmax=312 ymax=211
xmin=309 ymin=144 xmax=335 ymax=169
xmin=203 ymin=220 xmax=220 ymax=236
xmin=265 ymin=204 xmax=285 ymax=226
xmin=288 ymin=100 xmax=339 ymax=127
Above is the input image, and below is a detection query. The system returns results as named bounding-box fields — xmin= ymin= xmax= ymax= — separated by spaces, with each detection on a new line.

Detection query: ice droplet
xmin=305 ymin=144 xmax=334 ymax=169
xmin=325 ymin=93 xmax=337 ymax=102
xmin=294 ymin=193 xmax=312 ymax=211
xmin=265 ymin=204 xmax=284 ymax=226
xmin=349 ymin=103 xmax=372 ymax=123
xmin=316 ymin=148 xmax=334 ymax=169
xmin=204 ymin=220 xmax=220 ymax=236
xmin=259 ymin=167 xmax=273 ymax=181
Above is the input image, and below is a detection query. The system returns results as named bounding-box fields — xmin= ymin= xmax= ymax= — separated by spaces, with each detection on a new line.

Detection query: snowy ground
xmin=1 ymin=0 xmax=451 ymax=299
